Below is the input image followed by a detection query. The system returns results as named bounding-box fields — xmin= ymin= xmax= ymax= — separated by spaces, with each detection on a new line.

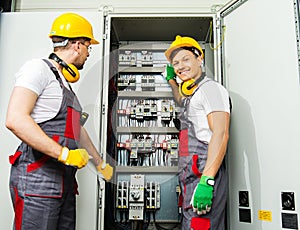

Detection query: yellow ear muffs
xmin=179 ymin=79 xmax=198 ymax=97
xmin=61 ymin=63 xmax=80 ymax=83
xmin=49 ymin=53 xmax=80 ymax=83
xmin=179 ymin=73 xmax=206 ymax=97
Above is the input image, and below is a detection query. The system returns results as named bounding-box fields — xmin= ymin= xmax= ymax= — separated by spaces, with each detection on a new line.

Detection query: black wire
xmin=146 ymin=211 xmax=151 ymax=227
xmin=152 ymin=211 xmax=180 ymax=230
xmin=125 ymin=211 xmax=129 ymax=224
xmin=115 ymin=221 xmax=131 ymax=230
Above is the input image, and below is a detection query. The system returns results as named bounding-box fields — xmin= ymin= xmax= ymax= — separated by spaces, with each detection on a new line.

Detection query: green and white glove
xmin=163 ymin=64 xmax=176 ymax=81
xmin=190 ymin=175 xmax=214 ymax=215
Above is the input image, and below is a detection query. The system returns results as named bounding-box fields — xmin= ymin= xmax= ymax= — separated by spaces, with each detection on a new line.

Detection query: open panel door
xmin=220 ymin=0 xmax=300 ymax=229
xmin=0 ymin=12 xmax=104 ymax=230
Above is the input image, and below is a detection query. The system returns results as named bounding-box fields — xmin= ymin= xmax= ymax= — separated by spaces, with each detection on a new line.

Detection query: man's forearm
xmin=79 ymin=127 xmax=102 ymax=166
xmin=203 ymin=131 xmax=229 ymax=177
xmin=203 ymin=112 xmax=230 ymax=177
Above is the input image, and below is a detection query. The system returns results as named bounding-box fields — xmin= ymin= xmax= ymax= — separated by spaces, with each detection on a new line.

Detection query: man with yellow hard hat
xmin=164 ymin=35 xmax=231 ymax=230
xmin=6 ymin=12 xmax=113 ymax=229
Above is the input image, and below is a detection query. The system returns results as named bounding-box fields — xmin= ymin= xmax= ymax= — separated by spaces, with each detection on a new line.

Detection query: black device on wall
xmin=1 ymin=0 xmax=13 ymax=12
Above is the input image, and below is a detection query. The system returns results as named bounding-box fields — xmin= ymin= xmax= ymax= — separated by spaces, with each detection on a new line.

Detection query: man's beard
xmin=77 ymin=64 xmax=84 ymax=70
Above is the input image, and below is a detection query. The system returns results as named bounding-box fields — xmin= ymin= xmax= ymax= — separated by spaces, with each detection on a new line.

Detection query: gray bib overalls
xmin=9 ymin=59 xmax=82 ymax=230
xmin=178 ymin=83 xmax=228 ymax=230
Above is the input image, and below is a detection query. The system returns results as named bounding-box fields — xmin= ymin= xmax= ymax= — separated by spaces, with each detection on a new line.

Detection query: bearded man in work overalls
xmin=164 ymin=35 xmax=231 ymax=230
xmin=6 ymin=13 xmax=113 ymax=229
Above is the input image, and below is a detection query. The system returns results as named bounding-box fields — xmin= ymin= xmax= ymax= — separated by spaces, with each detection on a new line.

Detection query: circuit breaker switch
xmin=141 ymin=75 xmax=155 ymax=91
xmin=116 ymin=181 xmax=129 ymax=209
xmin=145 ymin=181 xmax=160 ymax=210
xmin=129 ymin=175 xmax=145 ymax=220
xmin=131 ymin=191 xmax=141 ymax=200
xmin=161 ymin=100 xmax=172 ymax=125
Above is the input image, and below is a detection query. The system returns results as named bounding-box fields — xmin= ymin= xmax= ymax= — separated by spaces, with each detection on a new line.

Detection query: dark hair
xmin=69 ymin=37 xmax=91 ymax=43
xmin=51 ymin=36 xmax=67 ymax=43
xmin=169 ymin=46 xmax=200 ymax=62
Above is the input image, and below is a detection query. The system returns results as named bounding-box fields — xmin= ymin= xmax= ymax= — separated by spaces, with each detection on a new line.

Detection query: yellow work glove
xmin=97 ymin=161 xmax=113 ymax=181
xmin=58 ymin=147 xmax=89 ymax=169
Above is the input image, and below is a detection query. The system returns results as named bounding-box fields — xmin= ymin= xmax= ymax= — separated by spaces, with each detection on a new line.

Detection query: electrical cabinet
xmin=101 ymin=15 xmax=216 ymax=229
xmin=110 ymin=41 xmax=182 ymax=229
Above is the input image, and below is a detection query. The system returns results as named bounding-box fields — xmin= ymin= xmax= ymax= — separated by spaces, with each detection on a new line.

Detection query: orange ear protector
xmin=179 ymin=73 xmax=205 ymax=97
xmin=49 ymin=53 xmax=80 ymax=83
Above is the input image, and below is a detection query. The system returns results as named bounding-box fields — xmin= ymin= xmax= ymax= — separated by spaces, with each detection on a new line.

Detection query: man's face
xmin=74 ymin=40 xmax=91 ymax=70
xmin=171 ymin=49 xmax=202 ymax=82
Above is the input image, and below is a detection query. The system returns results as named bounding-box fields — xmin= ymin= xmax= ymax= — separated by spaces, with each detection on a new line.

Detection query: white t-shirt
xmin=14 ymin=58 xmax=70 ymax=123
xmin=186 ymin=77 xmax=230 ymax=143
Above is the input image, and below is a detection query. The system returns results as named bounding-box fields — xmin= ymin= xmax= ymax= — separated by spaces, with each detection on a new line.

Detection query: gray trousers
xmin=10 ymin=190 xmax=76 ymax=230
xmin=180 ymin=164 xmax=228 ymax=230
xmin=181 ymin=166 xmax=228 ymax=230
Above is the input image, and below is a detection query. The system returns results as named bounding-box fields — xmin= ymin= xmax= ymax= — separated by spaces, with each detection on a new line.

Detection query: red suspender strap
xmin=64 ymin=107 xmax=81 ymax=141
xmin=192 ymin=154 xmax=202 ymax=177
xmin=179 ymin=129 xmax=189 ymax=156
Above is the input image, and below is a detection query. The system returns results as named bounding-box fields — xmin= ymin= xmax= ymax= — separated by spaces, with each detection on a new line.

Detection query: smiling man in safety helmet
xmin=6 ymin=12 xmax=113 ymax=229
xmin=164 ymin=35 xmax=231 ymax=230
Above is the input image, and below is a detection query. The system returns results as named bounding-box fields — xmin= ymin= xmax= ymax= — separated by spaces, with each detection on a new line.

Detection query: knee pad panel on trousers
xmin=191 ymin=217 xmax=210 ymax=230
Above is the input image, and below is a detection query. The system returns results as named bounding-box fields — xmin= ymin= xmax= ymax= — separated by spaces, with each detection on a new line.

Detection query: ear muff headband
xmin=179 ymin=73 xmax=205 ymax=97
xmin=48 ymin=53 xmax=80 ymax=83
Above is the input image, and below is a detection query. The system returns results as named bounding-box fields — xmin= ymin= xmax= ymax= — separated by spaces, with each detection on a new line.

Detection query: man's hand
xmin=163 ymin=64 xmax=176 ymax=81
xmin=97 ymin=161 xmax=113 ymax=181
xmin=191 ymin=175 xmax=214 ymax=215
xmin=58 ymin=147 xmax=89 ymax=169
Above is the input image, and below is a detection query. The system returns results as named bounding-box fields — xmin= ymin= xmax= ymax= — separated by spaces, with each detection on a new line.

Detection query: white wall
xmin=0 ymin=12 xmax=53 ymax=229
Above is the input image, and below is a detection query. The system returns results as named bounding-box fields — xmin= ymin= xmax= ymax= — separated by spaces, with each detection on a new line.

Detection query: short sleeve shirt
xmin=14 ymin=58 xmax=69 ymax=123
xmin=186 ymin=77 xmax=230 ymax=143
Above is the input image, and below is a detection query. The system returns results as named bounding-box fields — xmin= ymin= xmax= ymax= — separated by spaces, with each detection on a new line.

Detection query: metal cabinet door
xmin=220 ymin=0 xmax=300 ymax=229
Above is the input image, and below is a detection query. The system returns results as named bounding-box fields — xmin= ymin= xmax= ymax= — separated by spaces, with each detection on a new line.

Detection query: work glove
xmin=58 ymin=147 xmax=89 ymax=169
xmin=163 ymin=64 xmax=176 ymax=81
xmin=97 ymin=161 xmax=113 ymax=181
xmin=190 ymin=175 xmax=214 ymax=215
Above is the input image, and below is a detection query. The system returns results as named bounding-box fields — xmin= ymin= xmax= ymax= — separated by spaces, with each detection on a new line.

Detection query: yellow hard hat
xmin=165 ymin=35 xmax=203 ymax=62
xmin=49 ymin=12 xmax=99 ymax=44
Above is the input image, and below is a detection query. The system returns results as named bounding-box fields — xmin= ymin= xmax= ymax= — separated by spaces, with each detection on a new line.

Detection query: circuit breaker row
xmin=117 ymin=134 xmax=179 ymax=166
xmin=117 ymin=175 xmax=160 ymax=220
xmin=117 ymin=99 xmax=180 ymax=127
xmin=119 ymin=50 xmax=167 ymax=67
xmin=118 ymin=75 xmax=157 ymax=91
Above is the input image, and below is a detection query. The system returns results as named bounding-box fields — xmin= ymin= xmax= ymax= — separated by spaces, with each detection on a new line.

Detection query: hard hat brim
xmin=165 ymin=43 xmax=194 ymax=62
xmin=90 ymin=38 xmax=99 ymax=45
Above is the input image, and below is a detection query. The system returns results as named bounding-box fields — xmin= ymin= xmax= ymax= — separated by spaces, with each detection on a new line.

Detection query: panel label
xmin=258 ymin=210 xmax=272 ymax=222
